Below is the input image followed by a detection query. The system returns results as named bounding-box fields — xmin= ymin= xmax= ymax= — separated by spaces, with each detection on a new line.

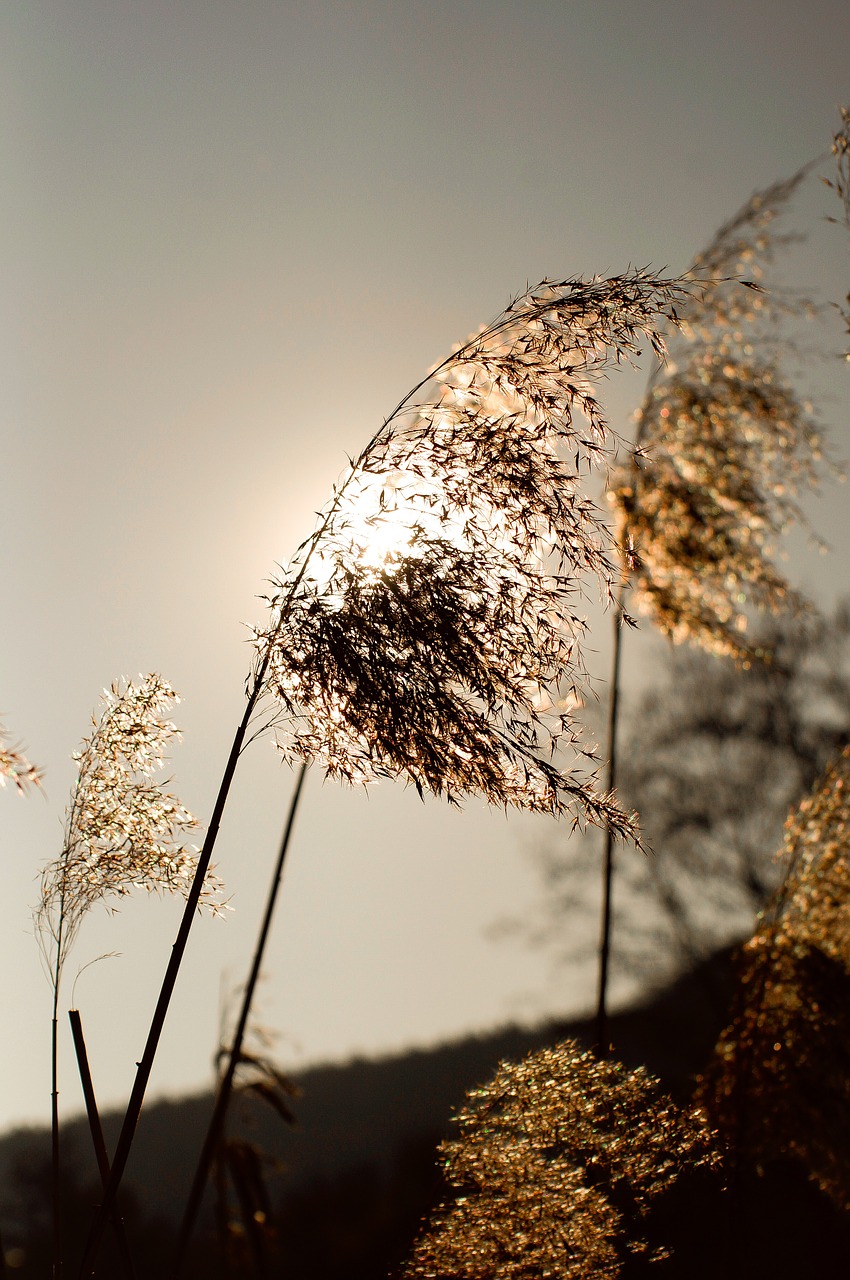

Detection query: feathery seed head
xmin=610 ymin=171 xmax=827 ymax=660
xmin=255 ymin=272 xmax=690 ymax=838
xmin=36 ymin=674 xmax=223 ymax=985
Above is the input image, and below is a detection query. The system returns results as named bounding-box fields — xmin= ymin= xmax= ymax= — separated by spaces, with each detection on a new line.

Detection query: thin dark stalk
xmin=78 ymin=674 xmax=267 ymax=1280
xmin=594 ymin=368 xmax=659 ymax=1056
xmin=50 ymin=898 xmax=67 ymax=1280
xmin=594 ymin=580 xmax=627 ymax=1054
xmin=171 ymin=761 xmax=309 ymax=1278
xmin=51 ymin=985 xmax=61 ymax=1280
xmin=68 ymin=1010 xmax=135 ymax=1280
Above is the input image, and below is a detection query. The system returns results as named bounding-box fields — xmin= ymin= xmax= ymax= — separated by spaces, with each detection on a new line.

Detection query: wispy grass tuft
xmin=36 ymin=674 xmax=221 ymax=985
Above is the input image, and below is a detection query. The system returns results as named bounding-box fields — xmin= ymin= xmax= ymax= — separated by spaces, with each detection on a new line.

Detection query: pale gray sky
xmin=2 ymin=0 xmax=848 ymax=1135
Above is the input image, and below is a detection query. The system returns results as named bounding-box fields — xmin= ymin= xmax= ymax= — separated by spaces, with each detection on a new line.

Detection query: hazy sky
xmin=2 ymin=0 xmax=848 ymax=1136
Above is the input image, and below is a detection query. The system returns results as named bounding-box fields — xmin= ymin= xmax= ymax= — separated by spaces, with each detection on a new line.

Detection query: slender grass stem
xmin=51 ymin=991 xmax=61 ymax=1280
xmin=171 ymin=761 xmax=309 ymax=1278
xmin=68 ymin=1010 xmax=135 ymax=1280
xmin=50 ymin=898 xmax=67 ymax=1280
xmin=593 ymin=361 xmax=658 ymax=1056
xmin=594 ymin=580 xmax=627 ymax=1054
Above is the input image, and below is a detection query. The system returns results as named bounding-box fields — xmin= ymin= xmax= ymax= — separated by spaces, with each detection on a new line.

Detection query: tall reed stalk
xmin=68 ymin=1010 xmax=135 ymax=1279
xmin=594 ymin=582 xmax=625 ymax=1054
xmin=50 ymin=944 xmax=63 ymax=1278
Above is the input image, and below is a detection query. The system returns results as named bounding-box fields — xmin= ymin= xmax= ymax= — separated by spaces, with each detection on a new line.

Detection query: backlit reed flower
xmin=0 ymin=723 xmax=42 ymax=794
xmin=699 ymin=744 xmax=850 ymax=1208
xmin=610 ymin=170 xmax=825 ymax=661
xmin=255 ymin=272 xmax=690 ymax=841
xmin=36 ymin=674 xmax=221 ymax=988
xmin=403 ymin=1039 xmax=720 ymax=1279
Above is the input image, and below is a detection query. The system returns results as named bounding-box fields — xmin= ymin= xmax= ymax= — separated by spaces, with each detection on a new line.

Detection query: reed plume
xmin=36 ymin=674 xmax=220 ymax=984
xmin=699 ymin=744 xmax=850 ymax=1208
xmin=610 ymin=169 xmax=823 ymax=661
xmin=256 ymin=271 xmax=691 ymax=839
xmin=403 ymin=1039 xmax=720 ymax=1278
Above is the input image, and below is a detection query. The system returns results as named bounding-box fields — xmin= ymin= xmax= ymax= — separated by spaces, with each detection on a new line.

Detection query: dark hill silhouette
xmin=3 ymin=947 xmax=849 ymax=1277
xmin=1 ymin=947 xmax=734 ymax=1221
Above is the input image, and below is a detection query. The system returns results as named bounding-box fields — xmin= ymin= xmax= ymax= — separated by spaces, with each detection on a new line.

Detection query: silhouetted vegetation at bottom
xmin=2 ymin=1152 xmax=175 ymax=1277
xmin=3 ymin=949 xmax=850 ymax=1277
xmin=614 ymin=1160 xmax=850 ymax=1279
xmin=272 ymin=1134 xmax=444 ymax=1280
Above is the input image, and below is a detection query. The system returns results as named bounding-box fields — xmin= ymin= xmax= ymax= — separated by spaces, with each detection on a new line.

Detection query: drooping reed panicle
xmin=256 ymin=270 xmax=693 ymax=841
xmin=171 ymin=275 xmax=694 ymax=1269
xmin=610 ymin=167 xmax=824 ymax=662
